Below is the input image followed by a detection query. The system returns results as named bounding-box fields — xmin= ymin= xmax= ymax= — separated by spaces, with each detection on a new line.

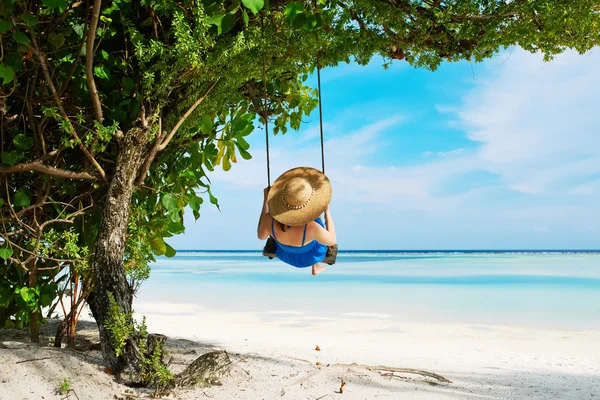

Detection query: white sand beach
xmin=1 ymin=300 xmax=599 ymax=400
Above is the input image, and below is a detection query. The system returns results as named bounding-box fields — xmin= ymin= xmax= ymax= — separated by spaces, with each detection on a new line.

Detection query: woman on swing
xmin=257 ymin=167 xmax=337 ymax=276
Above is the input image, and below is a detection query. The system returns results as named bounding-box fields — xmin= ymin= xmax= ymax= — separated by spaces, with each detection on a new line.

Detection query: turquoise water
xmin=138 ymin=252 xmax=600 ymax=330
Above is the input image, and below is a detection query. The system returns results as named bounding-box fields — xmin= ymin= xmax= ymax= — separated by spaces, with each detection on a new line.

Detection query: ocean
xmin=137 ymin=251 xmax=600 ymax=330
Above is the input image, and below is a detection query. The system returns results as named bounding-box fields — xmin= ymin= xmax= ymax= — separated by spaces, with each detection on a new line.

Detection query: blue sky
xmin=171 ymin=48 xmax=600 ymax=250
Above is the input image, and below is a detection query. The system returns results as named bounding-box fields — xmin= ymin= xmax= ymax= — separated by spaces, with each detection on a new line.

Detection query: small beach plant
xmin=57 ymin=377 xmax=72 ymax=396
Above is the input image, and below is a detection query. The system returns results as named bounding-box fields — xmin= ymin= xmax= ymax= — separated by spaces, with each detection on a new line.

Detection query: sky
xmin=171 ymin=47 xmax=600 ymax=250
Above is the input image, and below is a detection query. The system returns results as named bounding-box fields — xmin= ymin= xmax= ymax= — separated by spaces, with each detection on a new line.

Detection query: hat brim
xmin=267 ymin=167 xmax=332 ymax=226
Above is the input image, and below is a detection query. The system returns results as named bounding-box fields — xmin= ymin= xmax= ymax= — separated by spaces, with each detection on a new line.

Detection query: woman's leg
xmin=312 ymin=264 xmax=326 ymax=276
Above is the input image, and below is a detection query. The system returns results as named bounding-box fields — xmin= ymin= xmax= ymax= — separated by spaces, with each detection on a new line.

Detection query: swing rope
xmin=262 ymin=16 xmax=271 ymax=187
xmin=264 ymin=63 xmax=326 ymax=183
xmin=263 ymin=58 xmax=271 ymax=186
xmin=316 ymin=57 xmax=325 ymax=175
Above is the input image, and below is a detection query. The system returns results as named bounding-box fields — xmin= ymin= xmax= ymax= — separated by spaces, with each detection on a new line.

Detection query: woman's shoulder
xmin=306 ymin=219 xmax=325 ymax=231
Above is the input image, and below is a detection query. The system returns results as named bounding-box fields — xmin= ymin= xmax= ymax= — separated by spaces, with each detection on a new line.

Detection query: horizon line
xmin=174 ymin=249 xmax=600 ymax=253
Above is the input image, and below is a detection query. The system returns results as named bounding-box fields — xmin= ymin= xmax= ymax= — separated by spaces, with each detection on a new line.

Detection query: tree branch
xmin=244 ymin=82 xmax=266 ymax=118
xmin=29 ymin=38 xmax=106 ymax=181
xmin=134 ymin=80 xmax=218 ymax=186
xmin=86 ymin=0 xmax=104 ymax=123
xmin=0 ymin=162 xmax=98 ymax=181
xmin=157 ymin=80 xmax=219 ymax=152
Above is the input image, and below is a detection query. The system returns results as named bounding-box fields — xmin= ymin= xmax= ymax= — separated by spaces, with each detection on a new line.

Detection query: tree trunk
xmin=88 ymin=127 xmax=148 ymax=373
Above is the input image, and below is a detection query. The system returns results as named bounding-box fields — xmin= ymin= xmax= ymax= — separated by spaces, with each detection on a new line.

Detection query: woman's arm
xmin=311 ymin=207 xmax=337 ymax=246
xmin=257 ymin=187 xmax=271 ymax=240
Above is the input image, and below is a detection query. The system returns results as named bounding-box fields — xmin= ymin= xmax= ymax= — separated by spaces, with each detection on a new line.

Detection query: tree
xmin=1 ymin=0 xmax=598 ymax=375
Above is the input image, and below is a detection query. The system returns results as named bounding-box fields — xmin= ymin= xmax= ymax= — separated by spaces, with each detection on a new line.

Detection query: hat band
xmin=281 ymin=182 xmax=314 ymax=210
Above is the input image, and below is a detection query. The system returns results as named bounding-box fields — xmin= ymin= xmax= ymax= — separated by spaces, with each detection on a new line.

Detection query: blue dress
xmin=271 ymin=218 xmax=328 ymax=268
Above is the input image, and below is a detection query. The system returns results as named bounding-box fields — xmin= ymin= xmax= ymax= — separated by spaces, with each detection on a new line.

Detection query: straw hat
xmin=268 ymin=167 xmax=332 ymax=226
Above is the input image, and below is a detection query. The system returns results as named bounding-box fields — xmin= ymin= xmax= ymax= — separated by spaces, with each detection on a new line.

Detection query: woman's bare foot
xmin=312 ymin=264 xmax=326 ymax=276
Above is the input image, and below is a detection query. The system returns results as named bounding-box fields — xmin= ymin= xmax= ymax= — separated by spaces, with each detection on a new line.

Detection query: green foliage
xmin=137 ymin=317 xmax=174 ymax=393
xmin=104 ymin=297 xmax=173 ymax=390
xmin=57 ymin=377 xmax=72 ymax=395
xmin=104 ymin=293 xmax=135 ymax=357
xmin=0 ymin=265 xmax=58 ymax=329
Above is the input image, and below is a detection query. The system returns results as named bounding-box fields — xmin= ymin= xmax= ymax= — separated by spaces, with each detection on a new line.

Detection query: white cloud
xmin=533 ymin=225 xmax=549 ymax=233
xmin=455 ymin=49 xmax=600 ymax=195
xmin=423 ymin=148 xmax=465 ymax=157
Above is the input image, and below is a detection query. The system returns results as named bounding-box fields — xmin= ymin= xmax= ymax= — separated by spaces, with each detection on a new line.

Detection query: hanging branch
xmin=86 ymin=0 xmax=104 ymax=123
xmin=134 ymin=80 xmax=218 ymax=186
xmin=0 ymin=162 xmax=98 ymax=181
xmin=29 ymin=38 xmax=106 ymax=181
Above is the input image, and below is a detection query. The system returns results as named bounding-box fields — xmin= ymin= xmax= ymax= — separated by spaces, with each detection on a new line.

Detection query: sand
xmin=1 ymin=302 xmax=599 ymax=400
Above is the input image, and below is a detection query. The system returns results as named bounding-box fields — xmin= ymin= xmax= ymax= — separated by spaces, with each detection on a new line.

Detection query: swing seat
xmin=262 ymin=237 xmax=338 ymax=265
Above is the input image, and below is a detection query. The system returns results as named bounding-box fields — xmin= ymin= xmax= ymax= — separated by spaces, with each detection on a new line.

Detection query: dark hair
xmin=276 ymin=221 xmax=287 ymax=232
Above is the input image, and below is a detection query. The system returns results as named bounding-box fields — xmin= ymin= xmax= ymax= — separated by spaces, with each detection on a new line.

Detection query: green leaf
xmin=0 ymin=64 xmax=15 ymax=86
xmin=21 ymin=14 xmax=38 ymax=27
xmin=199 ymin=114 xmax=213 ymax=134
xmin=0 ymin=283 xmax=14 ymax=307
xmin=192 ymin=209 xmax=200 ymax=220
xmin=39 ymin=284 xmax=56 ymax=307
xmin=220 ymin=14 xmax=236 ymax=35
xmin=12 ymin=31 xmax=30 ymax=45
xmin=188 ymin=194 xmax=203 ymax=211
xmin=242 ymin=0 xmax=264 ymax=15
xmin=1 ymin=151 xmax=24 ymax=165
xmin=242 ymin=11 xmax=249 ymax=26
xmin=306 ymin=14 xmax=318 ymax=29
xmin=0 ymin=20 xmax=12 ymax=34
xmin=236 ymin=137 xmax=250 ymax=151
xmin=236 ymin=144 xmax=252 ymax=160
xmin=5 ymin=53 xmax=22 ymax=72
xmin=94 ymin=65 xmax=111 ymax=80
xmin=122 ymin=77 xmax=134 ymax=91
xmin=167 ymin=221 xmax=185 ymax=235
xmin=292 ymin=13 xmax=306 ymax=29
xmin=285 ymin=2 xmax=304 ymax=22
xmin=19 ymin=287 xmax=37 ymax=308
xmin=150 ymin=237 xmax=167 ymax=256
xmin=42 ymin=0 xmax=67 ymax=9
xmin=72 ymin=23 xmax=84 ymax=39
xmin=48 ymin=32 xmax=65 ymax=48
xmin=14 ymin=188 xmax=32 ymax=207
xmin=231 ymin=117 xmax=249 ymax=134
xmin=208 ymin=189 xmax=220 ymax=211
xmin=13 ymin=134 xmax=34 ymax=151
xmin=128 ymin=98 xmax=141 ymax=119
xmin=164 ymin=242 xmax=177 ymax=258
xmin=205 ymin=12 xmax=225 ymax=27
xmin=222 ymin=153 xmax=231 ymax=171
xmin=161 ymin=194 xmax=179 ymax=213
xmin=179 ymin=170 xmax=196 ymax=180
xmin=0 ymin=246 xmax=13 ymax=261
